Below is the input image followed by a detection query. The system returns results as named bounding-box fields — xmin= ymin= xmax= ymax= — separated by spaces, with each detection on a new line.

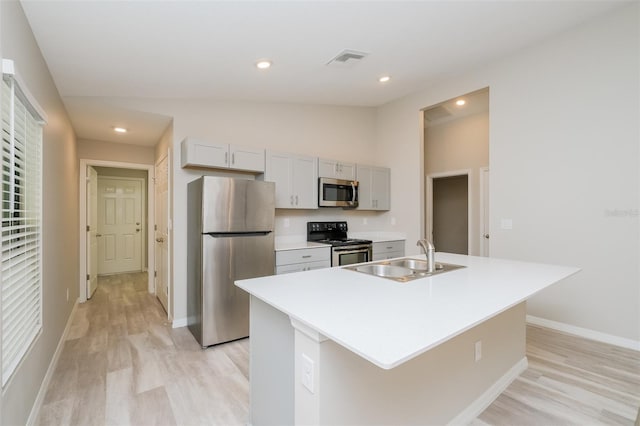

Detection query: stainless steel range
xmin=307 ymin=221 xmax=372 ymax=266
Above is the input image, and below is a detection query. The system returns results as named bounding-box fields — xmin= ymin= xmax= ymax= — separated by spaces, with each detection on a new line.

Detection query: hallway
xmin=36 ymin=273 xmax=249 ymax=425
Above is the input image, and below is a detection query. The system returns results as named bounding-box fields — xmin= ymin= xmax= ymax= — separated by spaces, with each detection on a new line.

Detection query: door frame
xmin=425 ymin=169 xmax=472 ymax=255
xmin=479 ymin=167 xmax=490 ymax=257
xmin=79 ymin=159 xmax=155 ymax=303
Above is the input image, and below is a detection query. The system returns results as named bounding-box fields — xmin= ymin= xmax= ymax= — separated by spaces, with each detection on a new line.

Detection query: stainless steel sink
xmin=352 ymin=264 xmax=414 ymax=278
xmin=345 ymin=257 xmax=465 ymax=282
xmin=386 ymin=258 xmax=430 ymax=271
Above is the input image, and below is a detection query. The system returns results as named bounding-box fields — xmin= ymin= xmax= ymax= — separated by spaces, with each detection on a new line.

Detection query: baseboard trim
xmin=526 ymin=315 xmax=640 ymax=351
xmin=172 ymin=317 xmax=188 ymax=328
xmin=447 ymin=357 xmax=528 ymax=425
xmin=27 ymin=299 xmax=79 ymax=426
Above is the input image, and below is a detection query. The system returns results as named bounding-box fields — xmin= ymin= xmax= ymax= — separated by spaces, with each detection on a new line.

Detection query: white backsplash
xmin=274 ymin=209 xmax=396 ymax=239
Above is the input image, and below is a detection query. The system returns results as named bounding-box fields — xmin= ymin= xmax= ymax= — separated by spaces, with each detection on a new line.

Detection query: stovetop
xmin=307 ymin=221 xmax=372 ymax=247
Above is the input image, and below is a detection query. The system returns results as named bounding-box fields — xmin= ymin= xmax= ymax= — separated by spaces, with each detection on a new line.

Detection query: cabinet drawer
xmin=372 ymin=240 xmax=405 ymax=255
xmin=276 ymin=260 xmax=331 ymax=275
xmin=276 ymin=246 xmax=330 ymax=266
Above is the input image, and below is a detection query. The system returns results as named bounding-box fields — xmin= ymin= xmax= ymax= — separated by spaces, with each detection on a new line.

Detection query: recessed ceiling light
xmin=113 ymin=127 xmax=127 ymax=133
xmin=256 ymin=60 xmax=272 ymax=70
xmin=456 ymin=99 xmax=466 ymax=106
xmin=378 ymin=75 xmax=391 ymax=83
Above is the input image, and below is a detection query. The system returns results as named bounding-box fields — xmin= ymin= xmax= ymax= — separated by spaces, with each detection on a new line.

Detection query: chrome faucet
xmin=416 ymin=239 xmax=436 ymax=273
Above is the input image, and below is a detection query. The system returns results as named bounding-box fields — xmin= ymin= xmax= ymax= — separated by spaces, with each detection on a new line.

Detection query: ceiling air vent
xmin=326 ymin=49 xmax=369 ymax=68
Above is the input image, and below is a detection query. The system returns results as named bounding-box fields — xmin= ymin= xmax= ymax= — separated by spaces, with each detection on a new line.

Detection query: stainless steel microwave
xmin=318 ymin=177 xmax=358 ymax=208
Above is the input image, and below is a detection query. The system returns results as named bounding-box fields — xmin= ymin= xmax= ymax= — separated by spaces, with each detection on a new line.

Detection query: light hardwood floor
xmin=36 ymin=272 xmax=639 ymax=425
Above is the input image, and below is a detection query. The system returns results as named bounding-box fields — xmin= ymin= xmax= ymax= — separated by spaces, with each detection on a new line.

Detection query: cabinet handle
xmin=225 ymin=152 xmax=228 ymax=165
xmin=386 ymin=246 xmax=393 ymax=249
xmin=290 ymin=195 xmax=294 ymax=206
xmin=302 ymin=255 xmax=312 ymax=259
xmin=231 ymin=153 xmax=235 ymax=165
xmin=295 ymin=195 xmax=299 ymax=205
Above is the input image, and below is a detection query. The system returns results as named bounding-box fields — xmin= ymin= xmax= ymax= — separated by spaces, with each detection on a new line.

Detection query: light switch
xmin=500 ymin=219 xmax=513 ymax=230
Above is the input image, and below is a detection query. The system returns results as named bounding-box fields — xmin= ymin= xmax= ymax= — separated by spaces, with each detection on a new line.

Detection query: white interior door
xmin=98 ymin=177 xmax=143 ymax=274
xmin=154 ymin=155 xmax=169 ymax=313
xmin=480 ymin=167 xmax=490 ymax=257
xmin=86 ymin=166 xmax=98 ymax=298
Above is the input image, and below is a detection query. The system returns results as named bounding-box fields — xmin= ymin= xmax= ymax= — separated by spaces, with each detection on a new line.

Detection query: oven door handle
xmin=333 ymin=247 xmax=370 ymax=254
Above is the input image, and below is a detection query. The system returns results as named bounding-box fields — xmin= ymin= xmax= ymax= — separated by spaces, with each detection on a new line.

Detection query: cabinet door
xmin=292 ymin=155 xmax=318 ymax=209
xmin=318 ymin=159 xmax=339 ymax=179
xmin=265 ymin=152 xmax=294 ymax=208
xmin=319 ymin=158 xmax=355 ymax=180
xmin=356 ymin=164 xmax=373 ymax=210
xmin=181 ymin=139 xmax=229 ymax=168
xmin=230 ymin=145 xmax=265 ymax=172
xmin=338 ymin=162 xmax=356 ymax=180
xmin=371 ymin=167 xmax=390 ymax=211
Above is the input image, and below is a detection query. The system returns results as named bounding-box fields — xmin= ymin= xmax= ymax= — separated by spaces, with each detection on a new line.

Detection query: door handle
xmin=136 ymin=229 xmax=141 ymax=232
xmin=156 ymin=237 xmax=164 ymax=243
xmin=484 ymin=234 xmax=490 ymax=239
xmin=96 ymin=234 xmax=102 ymax=237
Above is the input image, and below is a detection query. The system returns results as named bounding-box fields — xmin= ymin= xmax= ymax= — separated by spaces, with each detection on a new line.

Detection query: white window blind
xmin=1 ymin=61 xmax=45 ymax=387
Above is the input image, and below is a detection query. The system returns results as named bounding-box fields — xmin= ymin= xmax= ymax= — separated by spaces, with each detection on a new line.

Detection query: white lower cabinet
xmin=275 ymin=246 xmax=331 ymax=275
xmin=372 ymin=240 xmax=405 ymax=261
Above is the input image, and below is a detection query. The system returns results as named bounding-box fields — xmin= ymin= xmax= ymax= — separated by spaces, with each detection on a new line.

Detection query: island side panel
xmin=314 ymin=302 xmax=527 ymax=425
xmin=249 ymin=296 xmax=295 ymax=425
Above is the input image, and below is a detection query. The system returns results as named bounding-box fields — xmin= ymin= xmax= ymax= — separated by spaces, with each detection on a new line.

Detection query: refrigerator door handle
xmin=206 ymin=231 xmax=272 ymax=238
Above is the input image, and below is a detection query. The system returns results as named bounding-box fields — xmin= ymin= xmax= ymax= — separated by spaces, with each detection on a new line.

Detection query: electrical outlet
xmin=302 ymin=353 xmax=314 ymax=393
xmin=284 ymin=218 xmax=290 ymax=228
xmin=391 ymin=217 xmax=396 ymax=226
xmin=475 ymin=340 xmax=482 ymax=362
xmin=363 ymin=217 xmax=368 ymax=225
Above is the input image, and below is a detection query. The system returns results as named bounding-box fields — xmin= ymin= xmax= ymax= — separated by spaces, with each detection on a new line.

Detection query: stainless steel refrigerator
xmin=187 ymin=176 xmax=275 ymax=347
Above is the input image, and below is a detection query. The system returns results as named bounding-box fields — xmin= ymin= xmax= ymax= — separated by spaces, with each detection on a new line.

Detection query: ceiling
xmin=20 ymin=0 xmax=628 ymax=147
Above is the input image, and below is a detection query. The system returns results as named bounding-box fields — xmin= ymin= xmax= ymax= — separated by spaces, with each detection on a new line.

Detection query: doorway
xmin=422 ymin=88 xmax=490 ymax=256
xmin=426 ymin=170 xmax=472 ymax=255
xmin=433 ymin=174 xmax=468 ymax=254
xmin=79 ymin=159 xmax=155 ymax=304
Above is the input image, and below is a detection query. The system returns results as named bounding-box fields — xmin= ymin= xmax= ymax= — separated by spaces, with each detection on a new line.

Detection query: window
xmin=1 ymin=60 xmax=46 ymax=387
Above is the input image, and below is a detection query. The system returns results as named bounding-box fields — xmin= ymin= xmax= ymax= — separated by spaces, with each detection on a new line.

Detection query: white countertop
xmin=236 ymin=253 xmax=580 ymax=370
xmin=275 ymin=240 xmax=330 ymax=251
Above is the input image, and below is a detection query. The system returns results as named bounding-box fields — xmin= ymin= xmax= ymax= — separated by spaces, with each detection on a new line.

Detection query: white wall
xmin=376 ymin=3 xmax=639 ymax=342
xmin=0 ymin=1 xmax=78 ymax=424
xmin=425 ymin=111 xmax=489 ymax=255
xmin=78 ymin=138 xmax=155 ymax=165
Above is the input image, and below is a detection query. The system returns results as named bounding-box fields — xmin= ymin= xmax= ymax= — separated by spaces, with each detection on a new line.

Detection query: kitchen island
xmin=235 ymin=253 xmax=579 ymax=425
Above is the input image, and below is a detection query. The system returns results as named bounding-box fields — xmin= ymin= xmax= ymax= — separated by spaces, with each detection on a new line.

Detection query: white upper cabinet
xmin=318 ymin=158 xmax=356 ymax=181
xmin=356 ymin=164 xmax=390 ymax=211
xmin=181 ymin=138 xmax=265 ymax=173
xmin=265 ymin=151 xmax=318 ymax=209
